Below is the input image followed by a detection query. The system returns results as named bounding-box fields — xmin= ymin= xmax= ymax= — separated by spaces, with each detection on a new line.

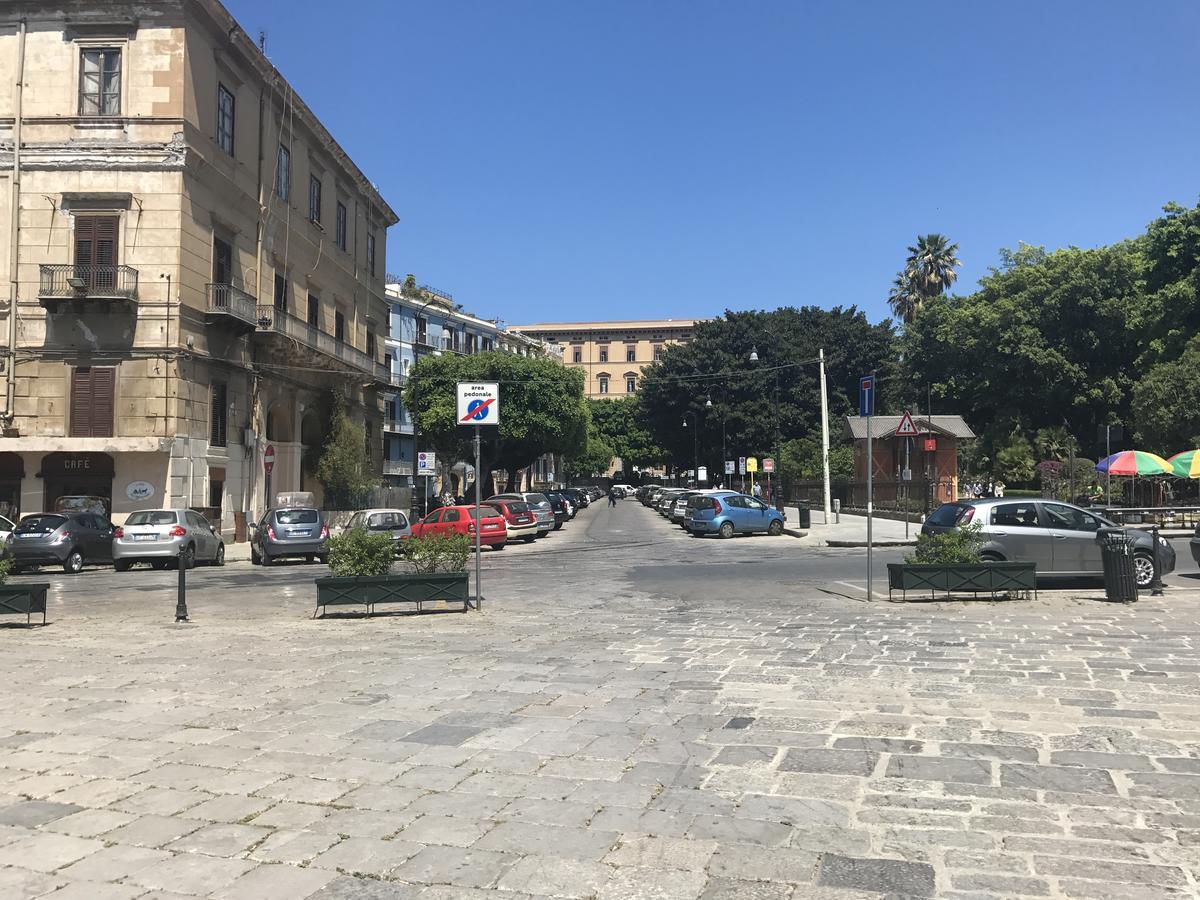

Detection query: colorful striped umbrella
xmin=1169 ymin=450 xmax=1200 ymax=478
xmin=1095 ymin=450 xmax=1174 ymax=476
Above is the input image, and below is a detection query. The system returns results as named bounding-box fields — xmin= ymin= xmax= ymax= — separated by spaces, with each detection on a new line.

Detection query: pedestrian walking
xmin=607 ymin=487 xmax=617 ymax=507
xmin=752 ymin=482 xmax=763 ymax=499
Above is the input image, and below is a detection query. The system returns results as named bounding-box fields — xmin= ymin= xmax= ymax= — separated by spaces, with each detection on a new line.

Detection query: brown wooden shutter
xmin=210 ymin=381 xmax=227 ymax=447
xmin=69 ymin=366 xmax=115 ymax=437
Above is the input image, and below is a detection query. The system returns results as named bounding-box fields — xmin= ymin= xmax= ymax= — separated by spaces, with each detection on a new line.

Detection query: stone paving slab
xmin=0 ymin=509 xmax=1198 ymax=897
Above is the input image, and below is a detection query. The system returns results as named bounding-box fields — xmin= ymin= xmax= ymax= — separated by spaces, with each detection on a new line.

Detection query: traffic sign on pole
xmin=859 ymin=375 xmax=875 ymax=417
xmin=417 ymin=451 xmax=436 ymax=476
xmin=263 ymin=444 xmax=275 ymax=475
xmin=456 ymin=382 xmax=500 ymax=426
xmin=763 ymin=458 xmax=775 ymax=473
xmin=724 ymin=460 xmax=734 ymax=475
xmin=738 ymin=457 xmax=746 ymax=475
xmin=895 ymin=409 xmax=920 ymax=437
xmin=746 ymin=457 xmax=758 ymax=473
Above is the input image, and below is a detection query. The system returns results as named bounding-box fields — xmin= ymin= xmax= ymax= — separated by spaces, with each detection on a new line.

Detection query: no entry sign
xmin=263 ymin=444 xmax=275 ymax=475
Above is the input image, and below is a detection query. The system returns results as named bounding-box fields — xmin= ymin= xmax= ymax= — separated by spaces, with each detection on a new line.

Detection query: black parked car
xmin=562 ymin=488 xmax=590 ymax=509
xmin=542 ymin=491 xmax=569 ymax=529
xmin=9 ymin=512 xmax=114 ymax=574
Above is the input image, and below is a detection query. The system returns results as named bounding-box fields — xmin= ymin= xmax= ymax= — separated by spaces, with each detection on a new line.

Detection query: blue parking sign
xmin=859 ymin=375 xmax=875 ymax=417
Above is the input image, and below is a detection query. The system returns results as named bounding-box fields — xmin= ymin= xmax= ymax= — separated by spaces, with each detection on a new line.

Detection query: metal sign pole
xmin=904 ymin=435 xmax=910 ymax=540
xmin=867 ymin=415 xmax=873 ymax=601
xmin=474 ymin=425 xmax=482 ymax=611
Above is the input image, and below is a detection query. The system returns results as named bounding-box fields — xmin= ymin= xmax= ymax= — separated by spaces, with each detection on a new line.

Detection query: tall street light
xmin=681 ymin=412 xmax=699 ymax=486
xmin=748 ymin=344 xmax=832 ymax=519
xmin=409 ymin=293 xmax=444 ymax=517
xmin=706 ymin=395 xmax=726 ymax=486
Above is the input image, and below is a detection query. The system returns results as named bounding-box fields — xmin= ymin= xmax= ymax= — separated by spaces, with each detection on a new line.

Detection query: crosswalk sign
xmin=895 ymin=409 xmax=920 ymax=438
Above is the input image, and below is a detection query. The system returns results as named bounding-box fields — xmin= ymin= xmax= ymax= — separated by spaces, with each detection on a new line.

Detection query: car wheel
xmin=261 ymin=552 xmax=273 ymax=566
xmin=63 ymin=549 xmax=84 ymax=575
xmin=1133 ymin=552 xmax=1156 ymax=588
xmin=9 ymin=565 xmax=22 ymax=575
xmin=317 ymin=555 xmax=328 ymax=565
xmin=182 ymin=545 xmax=196 ymax=569
xmin=250 ymin=547 xmax=261 ymax=566
xmin=213 ymin=544 xmax=225 ymax=567
xmin=523 ymin=536 xmax=536 ymax=543
xmin=980 ymin=551 xmax=1005 ymax=562
xmin=493 ymin=542 xmax=506 ymax=551
xmin=554 ymin=522 xmax=562 ymax=530
xmin=305 ymin=554 xmax=315 ymax=563
xmin=150 ymin=559 xmax=168 ymax=571
xmin=113 ymin=559 xmax=132 ymax=572
xmin=719 ymin=522 xmax=735 ymax=540
xmin=767 ymin=519 xmax=783 ymax=536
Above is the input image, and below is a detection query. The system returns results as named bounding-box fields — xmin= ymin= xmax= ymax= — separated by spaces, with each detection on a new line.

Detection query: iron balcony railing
xmin=39 ymin=264 xmax=139 ymax=300
xmin=205 ymin=283 xmax=257 ymax=327
xmin=383 ymin=460 xmax=413 ymax=476
xmin=256 ymin=305 xmax=389 ymax=381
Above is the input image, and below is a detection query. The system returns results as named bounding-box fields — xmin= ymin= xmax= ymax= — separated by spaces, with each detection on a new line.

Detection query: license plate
xmin=288 ymin=530 xmax=311 ymax=537
xmin=484 ymin=524 xmax=500 ymax=530
xmin=17 ymin=533 xmax=38 ymax=538
xmin=133 ymin=534 xmax=155 ymax=542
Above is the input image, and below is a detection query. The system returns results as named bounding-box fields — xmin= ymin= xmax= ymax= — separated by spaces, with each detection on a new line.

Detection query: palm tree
xmin=904 ymin=234 xmax=961 ymax=300
xmin=887 ymin=271 xmax=921 ymax=324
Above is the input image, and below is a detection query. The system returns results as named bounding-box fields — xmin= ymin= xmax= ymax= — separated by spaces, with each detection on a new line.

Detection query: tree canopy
xmin=638 ymin=307 xmax=896 ymax=479
xmin=902 ymin=200 xmax=1200 ymax=464
xmin=402 ymin=352 xmax=588 ymax=490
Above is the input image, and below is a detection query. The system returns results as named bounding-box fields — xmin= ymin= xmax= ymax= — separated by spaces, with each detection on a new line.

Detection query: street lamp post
xmin=747 ymin=343 xmax=832 ymax=519
xmin=682 ymin=413 xmax=699 ymax=486
xmin=706 ymin=396 xmax=726 ymax=487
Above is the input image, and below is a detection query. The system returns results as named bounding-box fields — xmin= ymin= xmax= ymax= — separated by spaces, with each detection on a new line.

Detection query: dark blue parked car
xmin=684 ymin=492 xmax=785 ymax=538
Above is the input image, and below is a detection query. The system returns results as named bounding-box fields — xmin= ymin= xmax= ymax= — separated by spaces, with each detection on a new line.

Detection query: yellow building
xmin=506 ymin=320 xmax=701 ymax=399
xmin=0 ymin=0 xmax=397 ymax=531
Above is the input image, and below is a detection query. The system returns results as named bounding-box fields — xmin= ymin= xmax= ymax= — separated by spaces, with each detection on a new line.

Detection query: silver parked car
xmin=113 ymin=509 xmax=225 ymax=570
xmin=922 ymin=498 xmax=1175 ymax=588
xmin=341 ymin=508 xmax=412 ymax=555
xmin=488 ymin=493 xmax=555 ymax=536
xmin=251 ymin=506 xmax=329 ymax=565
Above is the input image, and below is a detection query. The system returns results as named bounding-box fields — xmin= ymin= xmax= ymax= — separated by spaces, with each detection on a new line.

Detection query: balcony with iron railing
xmin=256 ymin=305 xmax=389 ymax=382
xmin=383 ymin=459 xmax=413 ymax=476
xmin=205 ymin=283 xmax=258 ymax=332
xmin=39 ymin=264 xmax=139 ymax=306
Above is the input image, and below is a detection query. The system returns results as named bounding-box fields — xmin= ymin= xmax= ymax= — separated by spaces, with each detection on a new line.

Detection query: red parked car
xmin=411 ymin=505 xmax=508 ymax=549
xmin=482 ymin=499 xmax=540 ymax=543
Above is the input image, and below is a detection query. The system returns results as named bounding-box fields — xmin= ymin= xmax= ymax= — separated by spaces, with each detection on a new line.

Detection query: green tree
xmin=564 ymin=430 xmax=615 ymax=478
xmin=994 ymin=429 xmax=1036 ymax=483
xmin=587 ymin=397 xmax=665 ymax=470
xmin=779 ymin=437 xmax=854 ymax=482
xmin=887 ymin=271 xmax=921 ymax=325
xmin=1131 ymin=337 xmax=1200 ymax=451
xmin=403 ymin=352 xmax=588 ymax=491
xmin=317 ymin=401 xmax=379 ymax=508
xmin=638 ymin=307 xmax=896 ymax=480
xmin=904 ymin=233 xmax=961 ymax=300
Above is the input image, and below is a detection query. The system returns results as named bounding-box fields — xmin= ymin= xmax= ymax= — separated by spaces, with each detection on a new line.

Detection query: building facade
xmin=0 ymin=0 xmax=396 ymax=532
xmin=381 ymin=277 xmax=562 ymax=505
xmin=506 ymin=320 xmax=700 ymax=399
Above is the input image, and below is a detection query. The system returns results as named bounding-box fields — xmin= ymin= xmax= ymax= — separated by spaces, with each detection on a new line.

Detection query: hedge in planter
xmin=0 ymin=558 xmax=50 ymax=626
xmin=314 ymin=529 xmax=471 ymax=616
xmin=887 ymin=523 xmax=1036 ymax=601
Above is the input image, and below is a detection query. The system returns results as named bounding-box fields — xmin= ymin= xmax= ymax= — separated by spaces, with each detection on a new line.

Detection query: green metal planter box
xmin=887 ymin=562 xmax=1037 ymax=602
xmin=0 ymin=583 xmax=49 ymax=626
xmin=314 ymin=572 xmax=469 ymax=617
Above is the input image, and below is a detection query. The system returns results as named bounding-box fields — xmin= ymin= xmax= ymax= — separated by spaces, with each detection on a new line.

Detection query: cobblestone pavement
xmin=0 ymin=502 xmax=1198 ymax=898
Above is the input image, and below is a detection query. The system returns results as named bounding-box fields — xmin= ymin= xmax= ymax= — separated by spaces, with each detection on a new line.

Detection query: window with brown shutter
xmin=70 ymin=367 xmax=116 ymax=438
xmin=74 ymin=216 xmax=119 ymax=292
xmin=210 ymin=381 xmax=228 ymax=448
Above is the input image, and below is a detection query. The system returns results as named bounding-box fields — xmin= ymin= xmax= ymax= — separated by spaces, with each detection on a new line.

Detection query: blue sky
xmin=225 ymin=0 xmax=1200 ymax=327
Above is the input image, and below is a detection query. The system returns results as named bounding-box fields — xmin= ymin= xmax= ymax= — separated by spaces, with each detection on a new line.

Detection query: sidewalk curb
xmin=825 ymin=539 xmax=917 ymax=548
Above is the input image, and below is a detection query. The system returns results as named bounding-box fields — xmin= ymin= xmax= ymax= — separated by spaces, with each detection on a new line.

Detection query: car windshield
xmin=505 ymin=502 xmax=530 ymax=514
xmin=926 ymin=503 xmax=970 ymax=526
xmin=275 ymin=509 xmax=319 ymax=525
xmin=126 ymin=511 xmax=178 ymax=526
xmin=467 ymin=507 xmax=501 ymax=520
xmin=16 ymin=514 xmax=66 ymax=534
xmin=525 ymin=493 xmax=550 ymax=508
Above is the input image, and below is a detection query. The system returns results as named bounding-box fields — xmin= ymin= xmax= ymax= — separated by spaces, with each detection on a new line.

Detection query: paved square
xmin=0 ymin=503 xmax=1197 ymax=897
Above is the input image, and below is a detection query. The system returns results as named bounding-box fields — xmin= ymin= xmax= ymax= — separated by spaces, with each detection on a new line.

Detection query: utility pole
xmin=819 ymin=348 xmax=832 ymax=522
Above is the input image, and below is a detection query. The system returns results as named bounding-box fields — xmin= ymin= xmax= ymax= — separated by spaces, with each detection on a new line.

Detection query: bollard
xmin=175 ymin=545 xmax=189 ymax=622
xmin=1150 ymin=524 xmax=1164 ymax=597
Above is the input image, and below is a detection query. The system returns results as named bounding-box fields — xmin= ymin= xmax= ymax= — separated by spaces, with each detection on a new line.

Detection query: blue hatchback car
xmin=685 ymin=492 xmax=785 ymax=538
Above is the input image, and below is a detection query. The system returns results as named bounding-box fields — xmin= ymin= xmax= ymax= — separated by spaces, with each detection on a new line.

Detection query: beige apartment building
xmin=506 ymin=319 xmax=700 ymax=399
xmin=0 ymin=0 xmax=396 ymax=533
